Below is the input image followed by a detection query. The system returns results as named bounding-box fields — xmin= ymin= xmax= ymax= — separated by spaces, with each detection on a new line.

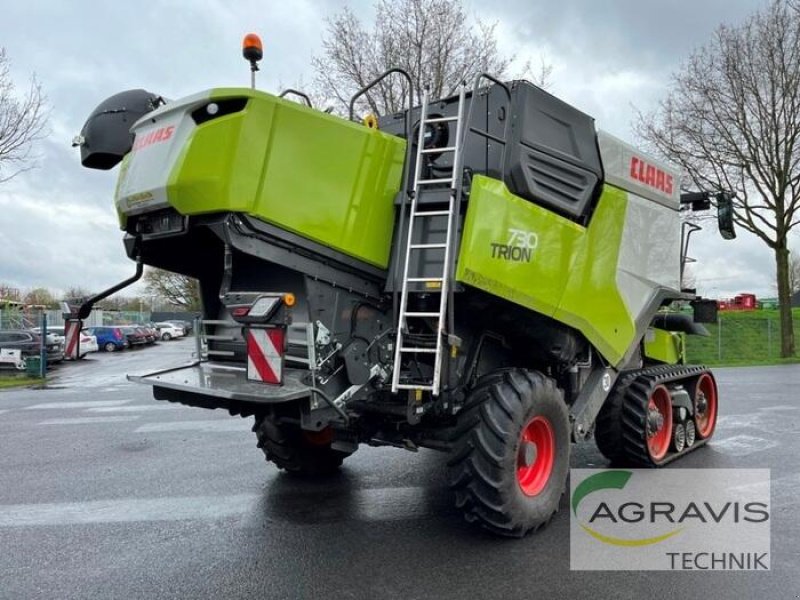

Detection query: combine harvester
xmin=74 ymin=35 xmax=734 ymax=536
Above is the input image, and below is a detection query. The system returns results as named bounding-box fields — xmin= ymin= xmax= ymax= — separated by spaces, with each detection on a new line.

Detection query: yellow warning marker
xmin=363 ymin=113 xmax=379 ymax=129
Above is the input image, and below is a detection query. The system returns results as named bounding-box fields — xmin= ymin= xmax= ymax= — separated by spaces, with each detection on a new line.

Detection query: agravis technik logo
xmin=570 ymin=469 xmax=771 ymax=571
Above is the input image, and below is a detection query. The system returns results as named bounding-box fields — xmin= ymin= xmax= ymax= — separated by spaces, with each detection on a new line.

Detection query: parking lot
xmin=0 ymin=342 xmax=798 ymax=599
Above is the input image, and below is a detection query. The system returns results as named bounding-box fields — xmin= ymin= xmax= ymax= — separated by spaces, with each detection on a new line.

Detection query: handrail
xmin=347 ymin=68 xmax=413 ymax=127
xmin=278 ymin=89 xmax=313 ymax=108
xmin=463 ymin=73 xmax=513 ymax=170
xmin=348 ymin=69 xmax=414 ymax=324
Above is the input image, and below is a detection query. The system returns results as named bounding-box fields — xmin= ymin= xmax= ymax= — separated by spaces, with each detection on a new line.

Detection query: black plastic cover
xmin=79 ymin=89 xmax=161 ymax=170
xmin=506 ymin=82 xmax=603 ymax=220
xmin=691 ymin=299 xmax=719 ymax=324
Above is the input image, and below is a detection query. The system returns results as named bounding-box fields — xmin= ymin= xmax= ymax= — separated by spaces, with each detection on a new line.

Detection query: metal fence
xmin=685 ymin=316 xmax=800 ymax=363
xmin=0 ymin=309 xmax=154 ymax=330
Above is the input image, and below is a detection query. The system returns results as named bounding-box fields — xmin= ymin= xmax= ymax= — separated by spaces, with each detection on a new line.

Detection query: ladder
xmin=391 ymin=84 xmax=467 ymax=396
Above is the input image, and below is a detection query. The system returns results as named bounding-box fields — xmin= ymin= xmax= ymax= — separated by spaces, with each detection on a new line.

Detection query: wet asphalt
xmin=0 ymin=339 xmax=798 ymax=599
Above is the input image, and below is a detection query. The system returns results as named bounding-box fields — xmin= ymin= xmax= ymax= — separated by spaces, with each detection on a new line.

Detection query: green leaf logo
xmin=572 ymin=470 xmax=682 ymax=547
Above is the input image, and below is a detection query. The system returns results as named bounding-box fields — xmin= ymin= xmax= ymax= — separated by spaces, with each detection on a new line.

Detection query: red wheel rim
xmin=517 ymin=416 xmax=555 ymax=497
xmin=647 ymin=386 xmax=673 ymax=461
xmin=694 ymin=373 xmax=718 ymax=439
xmin=302 ymin=427 xmax=334 ymax=446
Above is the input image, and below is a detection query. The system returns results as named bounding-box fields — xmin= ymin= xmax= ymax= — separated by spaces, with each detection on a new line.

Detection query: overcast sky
xmin=0 ymin=0 xmax=787 ymax=301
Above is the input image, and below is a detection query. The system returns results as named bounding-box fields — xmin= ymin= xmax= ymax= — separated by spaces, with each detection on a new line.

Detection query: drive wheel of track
xmin=252 ymin=417 xmax=352 ymax=477
xmin=447 ymin=369 xmax=570 ymax=537
xmin=693 ymin=373 xmax=718 ymax=439
xmin=621 ymin=382 xmax=674 ymax=466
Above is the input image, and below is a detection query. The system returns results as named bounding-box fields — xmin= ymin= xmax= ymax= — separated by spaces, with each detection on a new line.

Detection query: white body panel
xmin=616 ymin=191 xmax=682 ymax=322
xmin=115 ymin=91 xmax=210 ymax=217
xmin=598 ymin=131 xmax=681 ymax=209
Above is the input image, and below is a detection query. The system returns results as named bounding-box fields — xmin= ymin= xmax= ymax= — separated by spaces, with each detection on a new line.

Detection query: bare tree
xmin=0 ymin=48 xmax=47 ymax=183
xmin=23 ymin=287 xmax=56 ymax=308
xmin=312 ymin=0 xmax=525 ymax=116
xmin=63 ymin=287 xmax=93 ymax=304
xmin=144 ymin=268 xmax=201 ymax=311
xmin=637 ymin=0 xmax=800 ymax=357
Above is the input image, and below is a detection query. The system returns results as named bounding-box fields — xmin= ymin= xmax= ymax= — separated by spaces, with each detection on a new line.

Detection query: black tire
xmin=252 ymin=417 xmax=351 ymax=476
xmin=162 ymin=333 xmax=172 ymax=341
xmin=447 ymin=369 xmax=570 ymax=537
xmin=104 ymin=342 xmax=117 ymax=353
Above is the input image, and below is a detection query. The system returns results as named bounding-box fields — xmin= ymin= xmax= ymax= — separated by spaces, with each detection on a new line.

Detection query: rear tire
xmin=104 ymin=342 xmax=116 ymax=353
xmin=252 ymin=417 xmax=351 ymax=476
xmin=447 ymin=369 xmax=570 ymax=537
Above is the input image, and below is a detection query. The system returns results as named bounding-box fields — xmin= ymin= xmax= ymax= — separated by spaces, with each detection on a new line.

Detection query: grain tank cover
xmin=505 ymin=81 xmax=604 ymax=220
xmin=79 ymin=89 xmax=162 ymax=170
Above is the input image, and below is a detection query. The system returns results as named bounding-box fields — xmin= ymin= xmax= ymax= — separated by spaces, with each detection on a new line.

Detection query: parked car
xmin=31 ymin=326 xmax=65 ymax=347
xmin=166 ymin=319 xmax=193 ymax=335
xmin=33 ymin=326 xmax=98 ymax=358
xmin=119 ymin=326 xmax=148 ymax=347
xmin=0 ymin=330 xmax=64 ymax=363
xmin=136 ymin=326 xmax=157 ymax=344
xmin=154 ymin=322 xmax=184 ymax=340
xmin=79 ymin=331 xmax=99 ymax=355
xmin=83 ymin=326 xmax=129 ymax=352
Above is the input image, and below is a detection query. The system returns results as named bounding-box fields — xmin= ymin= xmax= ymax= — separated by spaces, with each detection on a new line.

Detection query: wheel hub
xmin=696 ymin=392 xmax=708 ymax=416
xmin=519 ymin=441 xmax=538 ymax=467
xmin=516 ymin=416 xmax=555 ymax=497
xmin=647 ymin=408 xmax=665 ymax=437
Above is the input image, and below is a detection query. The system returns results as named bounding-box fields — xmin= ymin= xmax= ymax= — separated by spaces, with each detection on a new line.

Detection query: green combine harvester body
xmin=115 ymin=89 xmax=406 ymax=268
xmin=76 ymin=64 xmax=730 ymax=537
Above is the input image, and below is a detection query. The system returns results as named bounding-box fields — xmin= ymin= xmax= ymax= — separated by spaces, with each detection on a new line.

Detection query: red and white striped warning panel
xmin=64 ymin=320 xmax=82 ymax=360
xmin=246 ymin=327 xmax=285 ymax=384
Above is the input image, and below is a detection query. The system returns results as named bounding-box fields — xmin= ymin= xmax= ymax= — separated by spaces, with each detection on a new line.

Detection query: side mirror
xmin=716 ymin=192 xmax=736 ymax=240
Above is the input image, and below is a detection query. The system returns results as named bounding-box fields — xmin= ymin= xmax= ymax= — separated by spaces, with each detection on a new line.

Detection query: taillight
xmin=232 ymin=307 xmax=250 ymax=318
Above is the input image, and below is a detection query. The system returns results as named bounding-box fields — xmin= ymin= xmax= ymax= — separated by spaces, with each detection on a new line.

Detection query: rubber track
xmin=596 ymin=364 xmax=713 ymax=467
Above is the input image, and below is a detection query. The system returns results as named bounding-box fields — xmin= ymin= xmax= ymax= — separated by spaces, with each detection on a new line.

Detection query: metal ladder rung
xmin=392 ymin=83 xmax=468 ymax=396
xmin=414 ymin=210 xmax=450 ymax=217
xmin=417 ymin=178 xmax=452 ymax=185
xmin=206 ymin=349 xmax=235 ymax=357
xmin=285 ymin=356 xmax=310 ymax=365
xmin=424 ymin=116 xmax=458 ymax=123
xmin=204 ymin=335 xmax=236 ymax=341
xmin=409 ymin=243 xmax=446 ymax=249
xmin=395 ymin=383 xmax=435 ymax=391
xmin=420 ymin=146 xmax=456 ymax=154
xmin=200 ymin=320 xmax=230 ymax=326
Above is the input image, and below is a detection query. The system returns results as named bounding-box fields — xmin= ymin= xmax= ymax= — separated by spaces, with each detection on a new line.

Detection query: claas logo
xmin=630 ymin=156 xmax=674 ymax=195
xmin=132 ymin=126 xmax=175 ymax=152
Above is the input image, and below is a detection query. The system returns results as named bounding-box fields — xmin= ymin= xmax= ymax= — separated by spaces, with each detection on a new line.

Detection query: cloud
xmin=0 ymin=0 xmax=785 ymax=303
